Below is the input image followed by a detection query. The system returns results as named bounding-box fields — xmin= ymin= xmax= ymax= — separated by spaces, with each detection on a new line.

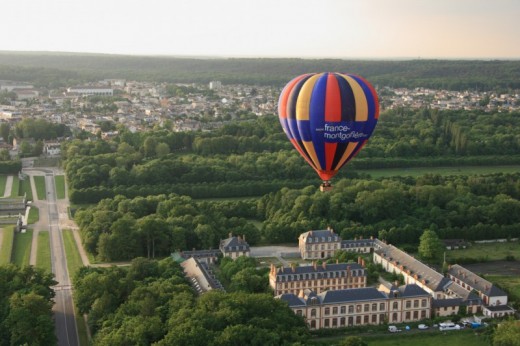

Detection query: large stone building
xmin=298 ymin=229 xmax=341 ymax=259
xmin=278 ymin=284 xmax=431 ymax=330
xmin=219 ymin=234 xmax=250 ymax=259
xmin=269 ymin=260 xmax=366 ymax=296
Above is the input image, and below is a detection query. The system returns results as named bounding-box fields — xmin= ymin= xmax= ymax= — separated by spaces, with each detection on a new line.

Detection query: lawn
xmin=0 ymin=175 xmax=7 ymax=196
xmin=315 ymin=329 xmax=489 ymax=346
xmin=33 ymin=176 xmax=47 ymax=200
xmin=19 ymin=176 xmax=34 ymax=201
xmin=446 ymin=241 xmax=520 ymax=263
xmin=27 ymin=206 xmax=39 ymax=224
xmin=0 ymin=226 xmax=15 ymax=264
xmin=62 ymin=229 xmax=84 ymax=277
xmin=9 ymin=176 xmax=20 ymax=198
xmin=12 ymin=229 xmax=33 ymax=267
xmin=36 ymin=231 xmax=52 ymax=273
xmin=356 ymin=165 xmax=520 ymax=179
xmin=55 ymin=175 xmax=66 ymax=199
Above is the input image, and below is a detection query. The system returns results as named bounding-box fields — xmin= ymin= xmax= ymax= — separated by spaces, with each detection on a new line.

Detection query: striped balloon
xmin=278 ymin=72 xmax=379 ymax=183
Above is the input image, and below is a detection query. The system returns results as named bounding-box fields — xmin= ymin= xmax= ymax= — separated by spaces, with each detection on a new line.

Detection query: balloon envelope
xmin=278 ymin=72 xmax=379 ymax=182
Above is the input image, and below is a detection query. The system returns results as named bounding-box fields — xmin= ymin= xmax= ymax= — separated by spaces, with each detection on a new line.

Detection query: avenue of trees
xmin=73 ymin=257 xmax=308 ymax=345
xmin=64 ymin=109 xmax=520 ymax=203
xmin=0 ymin=265 xmax=57 ymax=346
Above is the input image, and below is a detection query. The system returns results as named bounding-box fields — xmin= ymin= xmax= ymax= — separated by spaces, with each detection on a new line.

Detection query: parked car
xmin=418 ymin=324 xmax=429 ymax=330
xmin=439 ymin=322 xmax=461 ymax=331
xmin=388 ymin=325 xmax=402 ymax=333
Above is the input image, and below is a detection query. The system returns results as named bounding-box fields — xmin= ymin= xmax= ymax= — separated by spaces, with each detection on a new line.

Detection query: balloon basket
xmin=320 ymin=182 xmax=333 ymax=192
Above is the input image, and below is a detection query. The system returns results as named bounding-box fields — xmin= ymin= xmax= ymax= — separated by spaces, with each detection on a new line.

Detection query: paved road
xmin=25 ymin=168 xmax=79 ymax=346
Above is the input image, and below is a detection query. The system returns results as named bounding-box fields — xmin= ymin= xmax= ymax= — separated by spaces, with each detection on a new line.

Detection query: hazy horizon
xmin=2 ymin=0 xmax=520 ymax=60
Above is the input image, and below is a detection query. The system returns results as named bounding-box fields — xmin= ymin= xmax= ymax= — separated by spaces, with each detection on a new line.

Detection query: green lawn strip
xmin=10 ymin=176 xmax=20 ymax=198
xmin=356 ymin=165 xmax=520 ymax=179
xmin=485 ymin=275 xmax=520 ymax=304
xmin=34 ymin=176 xmax=47 ymax=200
xmin=27 ymin=206 xmax=39 ymax=224
xmin=0 ymin=226 xmax=15 ymax=264
xmin=62 ymin=229 xmax=84 ymax=278
xmin=314 ymin=329 xmax=488 ymax=346
xmin=12 ymin=229 xmax=33 ymax=267
xmin=446 ymin=241 xmax=520 ymax=263
xmin=75 ymin=312 xmax=89 ymax=346
xmin=0 ymin=175 xmax=7 ymax=197
xmin=36 ymin=231 xmax=52 ymax=273
xmin=55 ymin=175 xmax=66 ymax=199
xmin=19 ymin=176 xmax=34 ymax=201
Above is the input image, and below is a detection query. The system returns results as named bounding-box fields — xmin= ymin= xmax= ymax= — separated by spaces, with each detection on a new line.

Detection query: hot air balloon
xmin=278 ymin=72 xmax=379 ymax=191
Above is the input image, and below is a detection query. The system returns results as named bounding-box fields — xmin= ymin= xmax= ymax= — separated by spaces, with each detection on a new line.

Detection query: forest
xmin=61 ymin=107 xmax=520 ymax=261
xmin=1 ymin=52 xmax=520 ymax=90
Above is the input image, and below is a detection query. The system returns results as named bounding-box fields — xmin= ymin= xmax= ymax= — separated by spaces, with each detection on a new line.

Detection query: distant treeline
xmin=1 ymin=52 xmax=520 ymax=90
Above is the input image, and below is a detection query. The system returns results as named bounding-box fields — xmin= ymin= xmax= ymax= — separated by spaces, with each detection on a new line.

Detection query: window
xmin=372 ymin=314 xmax=377 ymax=323
xmin=356 ymin=305 xmax=362 ymax=312
xmin=364 ymin=315 xmax=369 ymax=324
xmin=340 ymin=317 xmax=346 ymax=326
xmin=332 ymin=307 xmax=338 ymax=315
xmin=392 ymin=312 xmax=398 ymax=322
xmin=324 ymin=319 xmax=330 ymax=327
xmin=413 ymin=311 xmax=418 ymax=319
xmin=310 ymin=320 xmax=316 ymax=329
xmin=372 ymin=303 xmax=377 ymax=311
xmin=340 ymin=306 xmax=346 ymax=314
xmin=311 ymin=309 xmax=316 ymax=317
xmin=421 ymin=310 xmax=426 ymax=318
xmin=332 ymin=318 xmax=337 ymax=327
xmin=364 ymin=304 xmax=370 ymax=312
xmin=296 ymin=310 xmax=302 ymax=316
xmin=405 ymin=311 xmax=411 ymax=320
xmin=348 ymin=305 xmax=354 ymax=313
xmin=380 ymin=303 xmax=385 ymax=311
xmin=421 ymin=299 xmax=427 ymax=307
xmin=405 ymin=301 xmax=411 ymax=308
xmin=325 ymin=307 xmax=330 ymax=315
xmin=393 ymin=302 xmax=398 ymax=310
xmin=414 ymin=300 xmax=419 ymax=308
xmin=356 ymin=316 xmax=361 ymax=324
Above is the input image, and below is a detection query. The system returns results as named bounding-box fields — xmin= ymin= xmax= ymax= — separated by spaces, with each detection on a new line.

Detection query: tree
xmin=339 ymin=336 xmax=368 ymax=346
xmin=418 ymin=229 xmax=444 ymax=261
xmin=493 ymin=319 xmax=520 ymax=346
xmin=155 ymin=142 xmax=170 ymax=158
xmin=0 ymin=123 xmax=10 ymax=142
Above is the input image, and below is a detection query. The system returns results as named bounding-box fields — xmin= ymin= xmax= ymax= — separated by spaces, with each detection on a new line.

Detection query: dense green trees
xmin=0 ymin=265 xmax=57 ymax=346
xmin=73 ymin=257 xmax=307 ymax=345
xmin=418 ymin=229 xmax=444 ymax=261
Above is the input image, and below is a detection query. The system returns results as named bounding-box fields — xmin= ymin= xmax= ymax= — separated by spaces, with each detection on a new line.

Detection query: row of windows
xmin=307 ymin=236 xmax=339 ymax=243
xmin=278 ymin=270 xmax=364 ymax=281
xmin=305 ymin=244 xmax=338 ymax=250
xmin=302 ymin=310 xmax=428 ymax=328
xmin=280 ymin=277 xmax=364 ymax=288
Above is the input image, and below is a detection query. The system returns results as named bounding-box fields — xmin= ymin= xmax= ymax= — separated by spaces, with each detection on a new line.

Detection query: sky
xmin=2 ymin=0 xmax=520 ymax=59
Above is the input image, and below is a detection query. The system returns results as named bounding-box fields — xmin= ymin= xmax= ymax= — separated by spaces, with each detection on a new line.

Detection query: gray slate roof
xmin=220 ymin=236 xmax=250 ymax=252
xmin=300 ymin=229 xmax=340 ymax=243
xmin=448 ymin=264 xmax=507 ymax=297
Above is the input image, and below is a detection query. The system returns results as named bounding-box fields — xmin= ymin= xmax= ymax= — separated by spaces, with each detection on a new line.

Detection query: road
xmin=25 ymin=168 xmax=79 ymax=346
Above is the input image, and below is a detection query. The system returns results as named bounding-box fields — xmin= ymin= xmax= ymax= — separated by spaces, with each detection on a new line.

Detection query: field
xmin=0 ymin=226 xmax=15 ymax=264
xmin=12 ymin=229 xmax=33 ymax=267
xmin=9 ymin=176 xmax=19 ymax=198
xmin=36 ymin=231 xmax=52 ymax=272
xmin=33 ymin=176 xmax=47 ymax=200
xmin=19 ymin=176 xmax=34 ymax=201
xmin=62 ymin=229 xmax=84 ymax=277
xmin=0 ymin=175 xmax=7 ymax=196
xmin=362 ymin=330 xmax=489 ymax=346
xmin=486 ymin=275 xmax=520 ymax=304
xmin=27 ymin=206 xmax=39 ymax=224
xmin=55 ymin=175 xmax=66 ymax=199
xmin=356 ymin=165 xmax=520 ymax=179
xmin=446 ymin=241 xmax=520 ymax=263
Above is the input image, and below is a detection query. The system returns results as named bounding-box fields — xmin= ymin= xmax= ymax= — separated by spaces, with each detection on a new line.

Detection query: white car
xmin=418 ymin=324 xmax=429 ymax=330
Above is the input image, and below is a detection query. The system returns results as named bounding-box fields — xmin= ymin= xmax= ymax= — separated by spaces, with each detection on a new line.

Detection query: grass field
xmin=0 ymin=226 xmax=15 ymax=264
xmin=55 ymin=175 xmax=66 ymax=199
xmin=34 ymin=176 xmax=47 ymax=200
xmin=0 ymin=175 xmax=7 ymax=196
xmin=12 ymin=229 xmax=33 ymax=267
xmin=10 ymin=176 xmax=19 ymax=198
xmin=62 ymin=229 xmax=84 ymax=278
xmin=27 ymin=206 xmax=39 ymax=224
xmin=36 ymin=231 xmax=52 ymax=272
xmin=446 ymin=241 xmax=520 ymax=262
xmin=315 ymin=329 xmax=489 ymax=346
xmin=20 ymin=176 xmax=33 ymax=201
xmin=356 ymin=165 xmax=520 ymax=179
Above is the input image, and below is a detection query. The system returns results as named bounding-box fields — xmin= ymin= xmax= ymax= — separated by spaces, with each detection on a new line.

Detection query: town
xmin=1 ymin=79 xmax=519 ymax=143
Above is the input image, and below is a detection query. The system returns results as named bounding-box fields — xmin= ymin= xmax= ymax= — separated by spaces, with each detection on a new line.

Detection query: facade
xmin=181 ymin=257 xmax=224 ymax=294
xmin=269 ymin=260 xmax=366 ymax=296
xmin=298 ymin=229 xmax=341 ymax=259
xmin=67 ymin=87 xmax=114 ymax=96
xmin=278 ymin=284 xmax=431 ymax=330
xmin=341 ymin=237 xmax=384 ymax=253
xmin=219 ymin=234 xmax=250 ymax=259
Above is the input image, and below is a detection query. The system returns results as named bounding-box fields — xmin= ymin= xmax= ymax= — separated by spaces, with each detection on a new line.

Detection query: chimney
xmin=336 ymin=259 xmax=339 ymax=264
xmin=291 ymin=263 xmax=296 ymax=273
xmin=313 ymin=261 xmax=317 ymax=271
xmin=237 ymin=235 xmax=242 ymax=242
xmin=370 ymin=236 xmax=374 ymax=240
xmin=361 ymin=259 xmax=365 ymax=267
xmin=242 ymin=234 xmax=246 ymax=242
xmin=229 ymin=232 xmax=233 ymax=238
xmin=358 ymin=256 xmax=362 ymax=265
xmin=322 ymin=262 xmax=327 ymax=270
xmin=394 ymin=280 xmax=399 ymax=287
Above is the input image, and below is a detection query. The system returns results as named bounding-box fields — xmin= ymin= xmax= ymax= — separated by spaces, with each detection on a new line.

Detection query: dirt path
xmin=3 ymin=175 xmax=13 ymax=197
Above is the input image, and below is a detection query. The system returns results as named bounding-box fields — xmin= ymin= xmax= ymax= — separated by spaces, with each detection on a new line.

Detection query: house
xmin=299 ymin=228 xmax=341 ymax=259
xmin=443 ymin=239 xmax=469 ymax=250
xmin=278 ymin=284 xmax=431 ymax=330
xmin=44 ymin=142 xmax=61 ymax=156
xmin=269 ymin=260 xmax=366 ymax=296
xmin=219 ymin=233 xmax=250 ymax=259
